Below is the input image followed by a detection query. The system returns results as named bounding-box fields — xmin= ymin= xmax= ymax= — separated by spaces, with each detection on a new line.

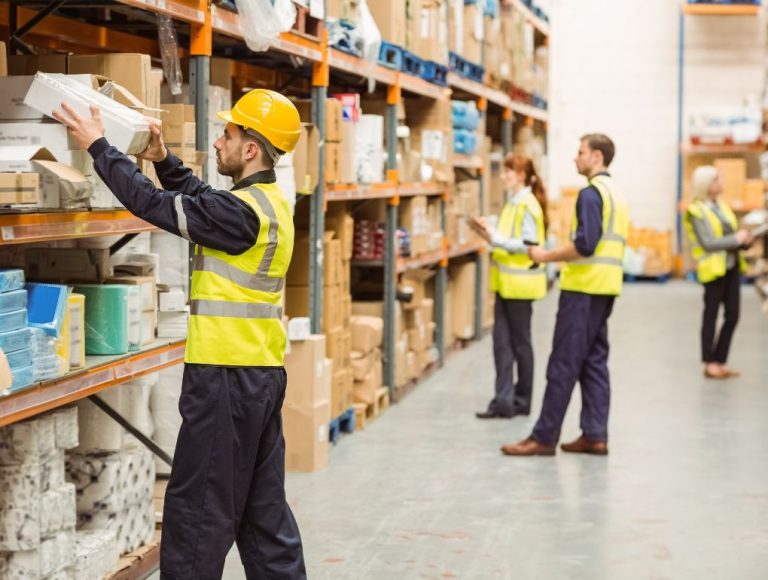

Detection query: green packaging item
xmin=73 ymin=284 xmax=129 ymax=355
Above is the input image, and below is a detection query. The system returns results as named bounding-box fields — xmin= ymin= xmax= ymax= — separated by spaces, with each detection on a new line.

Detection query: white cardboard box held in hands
xmin=23 ymin=72 xmax=151 ymax=154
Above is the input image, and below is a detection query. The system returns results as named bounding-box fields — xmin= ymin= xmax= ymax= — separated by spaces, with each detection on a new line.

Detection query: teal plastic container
xmin=7 ymin=348 xmax=32 ymax=370
xmin=73 ymin=285 xmax=130 ymax=355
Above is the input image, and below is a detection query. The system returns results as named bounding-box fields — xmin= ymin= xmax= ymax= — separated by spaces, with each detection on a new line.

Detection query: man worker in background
xmin=54 ymin=90 xmax=307 ymax=579
xmin=501 ymin=134 xmax=629 ymax=457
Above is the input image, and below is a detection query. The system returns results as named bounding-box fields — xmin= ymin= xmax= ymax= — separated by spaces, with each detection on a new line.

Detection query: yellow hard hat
xmin=217 ymin=89 xmax=301 ymax=154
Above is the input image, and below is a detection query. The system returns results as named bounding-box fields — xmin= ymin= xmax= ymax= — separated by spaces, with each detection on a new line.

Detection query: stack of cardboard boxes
xmin=405 ymin=97 xmax=454 ymax=184
xmin=285 ymin=211 xmax=355 ymax=420
xmin=626 ymin=227 xmax=674 ymax=278
xmin=0 ymin=53 xmax=165 ymax=209
xmin=349 ymin=316 xmax=384 ymax=406
xmin=448 ymin=261 xmax=477 ymax=342
xmin=282 ymin=335 xmax=332 ymax=472
xmin=400 ymin=269 xmax=437 ymax=382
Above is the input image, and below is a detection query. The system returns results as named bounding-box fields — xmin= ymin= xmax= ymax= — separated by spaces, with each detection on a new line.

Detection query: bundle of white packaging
xmin=151 ymin=231 xmax=189 ymax=339
xmin=0 ymin=408 xmax=87 ymax=579
xmin=150 ymin=364 xmax=184 ymax=476
xmin=355 ymin=114 xmax=384 ymax=184
xmin=69 ymin=378 xmax=157 ymax=556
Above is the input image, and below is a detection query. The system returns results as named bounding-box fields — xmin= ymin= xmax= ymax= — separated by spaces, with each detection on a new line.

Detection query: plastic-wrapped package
xmin=356 ymin=0 xmax=382 ymax=92
xmin=10 ymin=364 xmax=35 ymax=393
xmin=26 ymin=283 xmax=69 ymax=338
xmin=52 ymin=407 xmax=79 ymax=451
xmin=236 ymin=0 xmax=296 ymax=52
xmin=40 ymin=450 xmax=66 ymax=493
xmin=0 ymin=327 xmax=32 ymax=354
xmin=0 ymin=289 xmax=28 ymax=314
xmin=73 ymin=529 xmax=119 ymax=580
xmin=0 ymin=463 xmax=39 ymax=513
xmin=150 ymin=364 xmax=183 ymax=475
xmin=0 ymin=507 xmax=40 ymax=551
xmin=451 ymin=100 xmax=480 ymax=131
xmin=0 ymin=309 xmax=28 ymax=333
xmin=150 ymin=232 xmax=187 ymax=288
xmin=24 ymin=73 xmax=151 ymax=155
xmin=34 ymin=354 xmax=64 ymax=382
xmin=120 ymin=376 xmax=156 ymax=442
xmin=39 ymin=530 xmax=75 ymax=577
xmin=30 ymin=327 xmax=56 ymax=358
xmin=67 ymin=452 xmax=125 ymax=512
xmin=0 ymin=269 xmax=25 ymax=293
xmin=72 ymin=285 xmax=129 ymax=355
xmin=0 ymin=550 xmax=41 ymax=579
xmin=6 ymin=348 xmax=32 ymax=371
xmin=74 ymin=389 xmax=123 ymax=453
xmin=156 ymin=14 xmax=183 ymax=96
xmin=0 ymin=420 xmax=40 ymax=465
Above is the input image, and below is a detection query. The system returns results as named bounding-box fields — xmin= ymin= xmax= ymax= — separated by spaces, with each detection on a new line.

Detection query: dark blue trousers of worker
xmin=531 ymin=290 xmax=615 ymax=446
xmin=160 ymin=365 xmax=306 ymax=580
xmin=488 ymin=295 xmax=534 ymax=416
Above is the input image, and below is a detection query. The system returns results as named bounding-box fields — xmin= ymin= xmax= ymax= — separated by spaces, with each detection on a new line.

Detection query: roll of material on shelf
xmin=0 ymin=269 xmax=25 ymax=294
xmin=53 ymin=407 xmax=79 ymax=451
xmin=26 ymin=283 xmax=69 ymax=338
xmin=74 ymin=389 xmax=123 ymax=453
xmin=72 ymin=285 xmax=129 ymax=355
xmin=119 ymin=376 xmax=155 ymax=441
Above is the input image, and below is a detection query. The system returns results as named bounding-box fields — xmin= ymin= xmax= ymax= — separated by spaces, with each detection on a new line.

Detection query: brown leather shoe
xmin=560 ymin=436 xmax=608 ymax=455
xmin=500 ymin=437 xmax=556 ymax=456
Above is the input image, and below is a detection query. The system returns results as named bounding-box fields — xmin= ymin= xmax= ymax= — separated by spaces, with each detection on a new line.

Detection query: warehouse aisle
xmin=214 ymin=281 xmax=767 ymax=579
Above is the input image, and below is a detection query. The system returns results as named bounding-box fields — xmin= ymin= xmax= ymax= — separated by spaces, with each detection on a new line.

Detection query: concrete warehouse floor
xmin=155 ymin=281 xmax=768 ymax=579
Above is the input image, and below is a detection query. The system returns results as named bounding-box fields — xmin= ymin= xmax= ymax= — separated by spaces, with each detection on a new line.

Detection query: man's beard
xmin=217 ymin=149 xmax=243 ymax=178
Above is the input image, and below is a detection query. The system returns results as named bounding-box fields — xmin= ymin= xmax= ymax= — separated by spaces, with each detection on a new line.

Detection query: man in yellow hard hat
xmin=55 ymin=90 xmax=307 ymax=579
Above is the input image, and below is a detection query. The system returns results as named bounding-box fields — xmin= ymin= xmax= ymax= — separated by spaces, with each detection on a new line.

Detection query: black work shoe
xmin=475 ymin=411 xmax=513 ymax=419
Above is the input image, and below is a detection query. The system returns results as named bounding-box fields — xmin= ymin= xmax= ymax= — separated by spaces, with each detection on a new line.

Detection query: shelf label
xmin=1 ymin=226 xmax=15 ymax=241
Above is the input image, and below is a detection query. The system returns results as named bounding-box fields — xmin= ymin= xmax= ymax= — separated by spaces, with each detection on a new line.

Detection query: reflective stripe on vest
xmin=683 ymin=200 xmax=746 ymax=284
xmin=489 ymin=191 xmax=547 ymax=300
xmin=185 ymin=182 xmax=293 ymax=366
xmin=559 ymin=175 xmax=629 ymax=296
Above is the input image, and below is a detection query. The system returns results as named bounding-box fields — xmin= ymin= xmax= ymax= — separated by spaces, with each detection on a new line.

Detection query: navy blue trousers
xmin=160 ymin=365 xmax=306 ymax=580
xmin=531 ymin=290 xmax=615 ymax=446
xmin=488 ymin=295 xmax=534 ymax=416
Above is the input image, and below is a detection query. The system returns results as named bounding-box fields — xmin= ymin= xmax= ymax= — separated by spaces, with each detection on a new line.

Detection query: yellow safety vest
xmin=683 ymin=199 xmax=747 ymax=284
xmin=185 ymin=182 xmax=293 ymax=366
xmin=560 ymin=175 xmax=629 ymax=296
xmin=489 ymin=190 xmax=547 ymax=300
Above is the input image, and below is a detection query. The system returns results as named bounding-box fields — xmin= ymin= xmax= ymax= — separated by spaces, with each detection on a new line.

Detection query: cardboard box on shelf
xmin=350 ymin=315 xmax=384 ymax=353
xmin=25 ymin=248 xmax=112 ymax=281
xmin=352 ymin=300 xmax=404 ymax=339
xmin=407 ymin=324 xmax=429 ymax=353
xmin=353 ymin=357 xmax=383 ymax=405
xmin=0 ymin=41 xmax=6 ymax=76
xmin=400 ymin=268 xmax=435 ymax=310
xmin=284 ymin=285 xmax=345 ymax=332
xmin=293 ymin=98 xmax=342 ymax=142
xmin=324 ymin=233 xmax=344 ymax=288
xmin=408 ymin=0 xmax=448 ymax=64
xmin=326 ymin=142 xmax=341 ymax=184
xmin=161 ymin=104 xmax=196 ymax=164
xmin=714 ymin=158 xmax=747 ymax=207
xmin=0 ymin=173 xmax=38 ymax=205
xmin=449 ymin=261 xmax=476 ymax=340
xmin=461 ymin=3 xmax=484 ymax=64
xmin=283 ymin=400 xmax=330 ymax=472
xmin=284 ymin=335 xmax=329 ymax=407
xmin=331 ymin=367 xmax=353 ymax=418
xmin=351 ymin=348 xmax=381 ymax=382
xmin=370 ymin=0 xmax=406 ymax=47
xmin=0 ymin=122 xmax=70 ymax=161
xmin=741 ymin=179 xmax=765 ymax=209
xmin=68 ymin=53 xmax=151 ymax=106
xmin=326 ymin=206 xmax=355 ymax=260
xmin=32 ymin=159 xmax=92 ymax=209
xmin=293 ymin=123 xmax=320 ymax=195
xmin=106 ymin=276 xmax=157 ymax=312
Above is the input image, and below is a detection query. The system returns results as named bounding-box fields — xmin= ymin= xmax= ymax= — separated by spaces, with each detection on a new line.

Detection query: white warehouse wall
xmin=544 ymin=0 xmax=765 ymax=231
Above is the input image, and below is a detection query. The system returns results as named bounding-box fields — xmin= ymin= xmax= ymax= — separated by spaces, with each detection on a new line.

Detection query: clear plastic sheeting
xmin=156 ymin=14 xmax=183 ymax=97
xmin=237 ymin=0 xmax=296 ymax=53
xmin=357 ymin=0 xmax=382 ymax=92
